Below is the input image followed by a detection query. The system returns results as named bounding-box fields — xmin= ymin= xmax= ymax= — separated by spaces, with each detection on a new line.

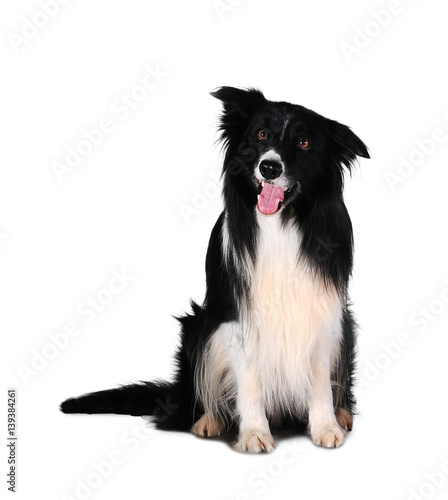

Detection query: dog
xmin=61 ymin=87 xmax=369 ymax=452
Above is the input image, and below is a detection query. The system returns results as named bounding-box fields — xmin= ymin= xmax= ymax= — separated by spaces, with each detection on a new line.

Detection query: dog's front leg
xmin=308 ymin=338 xmax=345 ymax=448
xmin=234 ymin=363 xmax=275 ymax=453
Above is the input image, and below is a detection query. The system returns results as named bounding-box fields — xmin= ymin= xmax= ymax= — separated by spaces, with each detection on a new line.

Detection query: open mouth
xmin=256 ymin=180 xmax=297 ymax=215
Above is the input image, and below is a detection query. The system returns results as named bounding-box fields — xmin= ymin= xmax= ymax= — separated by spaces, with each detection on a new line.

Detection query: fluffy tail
xmin=61 ymin=381 xmax=171 ymax=417
xmin=60 ymin=379 xmax=197 ymax=431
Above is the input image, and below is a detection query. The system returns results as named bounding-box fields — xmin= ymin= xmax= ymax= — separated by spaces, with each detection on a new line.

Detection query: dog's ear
xmin=210 ymin=86 xmax=266 ymax=110
xmin=327 ymin=119 xmax=370 ymax=170
xmin=211 ymin=86 xmax=266 ymax=146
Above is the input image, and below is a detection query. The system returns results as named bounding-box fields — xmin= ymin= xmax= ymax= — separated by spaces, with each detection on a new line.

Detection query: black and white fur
xmin=61 ymin=87 xmax=369 ymax=452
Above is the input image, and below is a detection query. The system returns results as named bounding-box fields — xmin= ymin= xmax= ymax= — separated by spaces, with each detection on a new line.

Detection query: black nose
xmin=259 ymin=160 xmax=282 ymax=180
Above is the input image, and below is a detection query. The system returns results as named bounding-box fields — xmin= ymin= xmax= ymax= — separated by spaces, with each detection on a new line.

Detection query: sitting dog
xmin=61 ymin=87 xmax=369 ymax=452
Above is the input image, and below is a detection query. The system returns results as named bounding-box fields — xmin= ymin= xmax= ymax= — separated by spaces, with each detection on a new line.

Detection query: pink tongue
xmin=257 ymin=183 xmax=285 ymax=215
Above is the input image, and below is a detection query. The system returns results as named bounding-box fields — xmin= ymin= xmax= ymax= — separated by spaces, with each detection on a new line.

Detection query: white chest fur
xmin=197 ymin=212 xmax=342 ymax=421
xmin=240 ymin=212 xmax=342 ymax=418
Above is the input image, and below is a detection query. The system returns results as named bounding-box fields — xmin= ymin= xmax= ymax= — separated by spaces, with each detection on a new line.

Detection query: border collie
xmin=61 ymin=87 xmax=369 ymax=452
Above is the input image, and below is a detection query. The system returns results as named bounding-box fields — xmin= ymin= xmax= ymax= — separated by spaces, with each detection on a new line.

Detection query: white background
xmin=2 ymin=1 xmax=448 ymax=499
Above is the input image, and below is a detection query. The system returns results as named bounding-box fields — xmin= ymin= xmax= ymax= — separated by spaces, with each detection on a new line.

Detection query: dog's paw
xmin=234 ymin=430 xmax=276 ymax=453
xmin=191 ymin=413 xmax=226 ymax=438
xmin=335 ymin=408 xmax=353 ymax=432
xmin=311 ymin=424 xmax=345 ymax=448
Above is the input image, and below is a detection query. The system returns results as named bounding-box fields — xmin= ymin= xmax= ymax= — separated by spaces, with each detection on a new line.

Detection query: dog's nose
xmin=259 ymin=160 xmax=283 ymax=180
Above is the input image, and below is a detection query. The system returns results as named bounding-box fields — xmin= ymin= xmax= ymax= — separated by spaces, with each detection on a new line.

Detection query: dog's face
xmin=212 ymin=87 xmax=369 ymax=215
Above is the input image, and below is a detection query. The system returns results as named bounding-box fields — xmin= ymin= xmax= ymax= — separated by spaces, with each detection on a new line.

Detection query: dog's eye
xmin=257 ymin=129 xmax=268 ymax=141
xmin=298 ymin=138 xmax=310 ymax=149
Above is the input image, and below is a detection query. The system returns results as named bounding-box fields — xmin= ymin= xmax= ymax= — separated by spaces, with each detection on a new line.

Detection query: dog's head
xmin=212 ymin=87 xmax=369 ymax=215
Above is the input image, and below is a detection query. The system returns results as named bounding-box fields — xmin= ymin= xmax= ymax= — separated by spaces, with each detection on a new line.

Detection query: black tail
xmin=60 ymin=379 xmax=198 ymax=431
xmin=60 ymin=381 xmax=173 ymax=416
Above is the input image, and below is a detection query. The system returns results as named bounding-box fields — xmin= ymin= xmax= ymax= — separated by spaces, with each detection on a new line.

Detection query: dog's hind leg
xmin=191 ymin=413 xmax=226 ymax=438
xmin=332 ymin=307 xmax=357 ymax=431
xmin=335 ymin=408 xmax=353 ymax=431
